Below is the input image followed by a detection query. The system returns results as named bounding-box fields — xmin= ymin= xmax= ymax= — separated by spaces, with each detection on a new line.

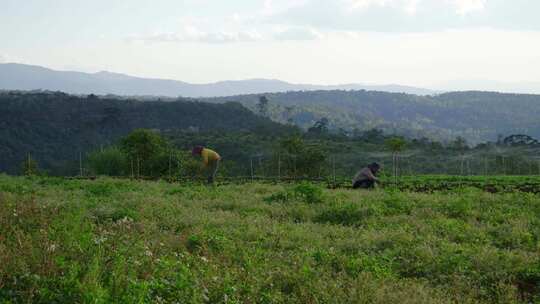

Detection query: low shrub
xmin=264 ymin=182 xmax=324 ymax=204
xmin=292 ymin=182 xmax=324 ymax=204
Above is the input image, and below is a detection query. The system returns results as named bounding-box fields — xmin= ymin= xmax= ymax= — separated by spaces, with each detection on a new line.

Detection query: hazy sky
xmin=1 ymin=0 xmax=540 ymax=88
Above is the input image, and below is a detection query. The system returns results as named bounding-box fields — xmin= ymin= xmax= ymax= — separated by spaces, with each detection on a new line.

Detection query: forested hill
xmin=202 ymin=90 xmax=540 ymax=143
xmin=0 ymin=91 xmax=293 ymax=174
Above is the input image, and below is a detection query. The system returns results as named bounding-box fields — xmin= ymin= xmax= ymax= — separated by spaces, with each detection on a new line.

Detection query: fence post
xmin=332 ymin=156 xmax=336 ymax=187
xmin=278 ymin=153 xmax=281 ymax=180
xmin=258 ymin=155 xmax=263 ymax=178
xmin=393 ymin=153 xmax=397 ymax=185
xmin=294 ymin=155 xmax=297 ymax=178
xmin=137 ymin=156 xmax=141 ymax=179
xmin=79 ymin=151 xmax=83 ymax=177
xmin=460 ymin=154 xmax=465 ymax=176
xmin=25 ymin=153 xmax=30 ymax=176
xmin=168 ymin=150 xmax=172 ymax=179
xmin=250 ymin=157 xmax=254 ymax=181
xmin=177 ymin=158 xmax=181 ymax=180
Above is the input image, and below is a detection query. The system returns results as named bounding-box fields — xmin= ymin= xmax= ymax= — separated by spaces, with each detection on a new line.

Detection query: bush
xmin=87 ymin=146 xmax=128 ymax=176
xmin=292 ymin=182 xmax=324 ymax=204
xmin=264 ymin=191 xmax=291 ymax=204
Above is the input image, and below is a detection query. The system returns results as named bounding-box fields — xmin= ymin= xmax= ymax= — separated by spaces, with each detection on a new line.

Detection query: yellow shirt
xmin=201 ymin=148 xmax=221 ymax=166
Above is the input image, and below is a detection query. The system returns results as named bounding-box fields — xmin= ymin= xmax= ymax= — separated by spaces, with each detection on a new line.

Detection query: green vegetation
xmin=87 ymin=147 xmax=129 ymax=177
xmin=0 ymin=91 xmax=295 ymax=175
xmin=20 ymin=154 xmax=40 ymax=176
xmin=386 ymin=175 xmax=540 ymax=194
xmin=385 ymin=137 xmax=407 ymax=181
xmin=1 ymin=175 xmax=539 ymax=303
xmin=3 ymin=91 xmax=540 ymax=180
xmin=203 ymin=90 xmax=540 ymax=143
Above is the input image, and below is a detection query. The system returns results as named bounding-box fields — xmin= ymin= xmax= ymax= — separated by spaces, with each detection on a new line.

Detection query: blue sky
xmin=1 ymin=0 xmax=539 ymax=89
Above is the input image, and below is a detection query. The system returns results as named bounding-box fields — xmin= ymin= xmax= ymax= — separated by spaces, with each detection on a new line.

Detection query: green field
xmin=212 ymin=175 xmax=540 ymax=194
xmin=1 ymin=174 xmax=539 ymax=303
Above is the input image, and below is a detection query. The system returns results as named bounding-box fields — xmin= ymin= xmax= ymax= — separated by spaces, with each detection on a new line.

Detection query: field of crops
xmin=200 ymin=175 xmax=540 ymax=194
xmin=1 ymin=174 xmax=540 ymax=303
xmin=385 ymin=175 xmax=540 ymax=194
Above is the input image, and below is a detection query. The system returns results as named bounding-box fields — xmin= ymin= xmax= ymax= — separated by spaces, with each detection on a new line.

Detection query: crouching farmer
xmin=352 ymin=162 xmax=381 ymax=189
xmin=192 ymin=146 xmax=221 ymax=184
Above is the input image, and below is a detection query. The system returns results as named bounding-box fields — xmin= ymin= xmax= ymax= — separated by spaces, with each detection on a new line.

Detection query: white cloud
xmin=262 ymin=0 xmax=309 ymax=16
xmin=344 ymin=0 xmax=486 ymax=15
xmin=126 ymin=0 xmax=497 ymax=46
xmin=0 ymin=53 xmax=20 ymax=63
xmin=273 ymin=26 xmax=324 ymax=40
xmin=404 ymin=0 xmax=421 ymax=14
xmin=346 ymin=0 xmax=393 ymax=10
xmin=345 ymin=0 xmax=425 ymax=15
xmin=129 ymin=25 xmax=325 ymax=44
xmin=129 ymin=26 xmax=263 ymax=44
xmin=263 ymin=0 xmax=494 ymax=31
xmin=448 ymin=0 xmax=487 ymax=15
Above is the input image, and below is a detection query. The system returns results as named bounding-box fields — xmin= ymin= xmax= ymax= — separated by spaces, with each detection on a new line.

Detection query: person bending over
xmin=352 ymin=162 xmax=381 ymax=189
xmin=192 ymin=146 xmax=221 ymax=184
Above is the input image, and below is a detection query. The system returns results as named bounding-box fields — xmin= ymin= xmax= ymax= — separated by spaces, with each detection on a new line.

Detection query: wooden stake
xmin=332 ymin=156 xmax=336 ymax=186
xmin=79 ymin=151 xmax=83 ymax=176
xmin=26 ymin=153 xmax=30 ymax=175
xmin=168 ymin=151 xmax=172 ymax=178
xmin=250 ymin=157 xmax=254 ymax=181
xmin=137 ymin=156 xmax=140 ymax=179
xmin=278 ymin=153 xmax=281 ymax=180
xmin=460 ymin=154 xmax=465 ymax=176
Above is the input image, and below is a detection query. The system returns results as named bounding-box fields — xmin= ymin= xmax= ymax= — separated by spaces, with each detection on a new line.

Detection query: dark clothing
xmin=353 ymin=179 xmax=375 ymax=189
xmin=352 ymin=167 xmax=378 ymax=189
xmin=353 ymin=167 xmax=377 ymax=182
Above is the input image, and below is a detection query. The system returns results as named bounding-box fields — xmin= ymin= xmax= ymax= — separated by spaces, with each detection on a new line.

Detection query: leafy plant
xmin=292 ymin=182 xmax=324 ymax=204
xmin=265 ymin=182 xmax=324 ymax=204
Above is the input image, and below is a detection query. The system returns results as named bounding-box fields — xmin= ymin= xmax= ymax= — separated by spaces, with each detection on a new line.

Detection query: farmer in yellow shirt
xmin=192 ymin=146 xmax=221 ymax=184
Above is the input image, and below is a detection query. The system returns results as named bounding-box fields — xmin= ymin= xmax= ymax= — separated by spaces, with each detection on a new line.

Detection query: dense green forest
xmin=202 ymin=90 xmax=540 ymax=143
xmin=3 ymin=91 xmax=540 ymax=177
xmin=0 ymin=91 xmax=295 ymax=175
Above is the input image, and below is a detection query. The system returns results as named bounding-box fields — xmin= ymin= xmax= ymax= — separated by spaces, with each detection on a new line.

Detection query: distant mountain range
xmin=434 ymin=79 xmax=540 ymax=95
xmin=0 ymin=63 xmax=436 ymax=97
xmin=3 ymin=62 xmax=540 ymax=145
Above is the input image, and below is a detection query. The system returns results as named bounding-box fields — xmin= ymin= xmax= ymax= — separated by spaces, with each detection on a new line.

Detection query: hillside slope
xmin=0 ymin=91 xmax=292 ymax=174
xmin=203 ymin=90 xmax=540 ymax=143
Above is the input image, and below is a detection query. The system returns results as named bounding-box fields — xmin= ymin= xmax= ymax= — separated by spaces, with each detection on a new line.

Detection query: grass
xmin=1 ymin=174 xmax=539 ymax=303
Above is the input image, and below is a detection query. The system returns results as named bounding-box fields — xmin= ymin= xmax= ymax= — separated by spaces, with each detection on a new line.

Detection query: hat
xmin=369 ymin=162 xmax=381 ymax=169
